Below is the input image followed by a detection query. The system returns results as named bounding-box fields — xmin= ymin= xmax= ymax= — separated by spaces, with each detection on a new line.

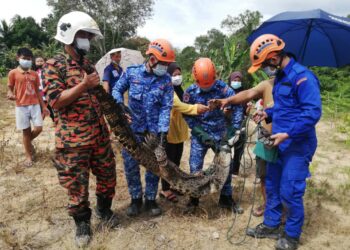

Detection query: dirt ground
xmin=0 ymin=82 xmax=349 ymax=250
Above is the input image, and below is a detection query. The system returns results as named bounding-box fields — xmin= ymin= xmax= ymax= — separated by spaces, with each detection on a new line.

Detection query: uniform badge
xmin=183 ymin=93 xmax=190 ymax=102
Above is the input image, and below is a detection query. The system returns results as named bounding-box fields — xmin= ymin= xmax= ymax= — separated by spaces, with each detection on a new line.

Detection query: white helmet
xmin=55 ymin=11 xmax=103 ymax=45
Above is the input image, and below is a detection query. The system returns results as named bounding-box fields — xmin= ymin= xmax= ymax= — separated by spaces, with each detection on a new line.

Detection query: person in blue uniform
xmin=103 ymin=48 xmax=123 ymax=94
xmin=112 ymin=39 xmax=175 ymax=217
xmin=246 ymin=34 xmax=322 ymax=250
xmin=183 ymin=57 xmax=243 ymax=212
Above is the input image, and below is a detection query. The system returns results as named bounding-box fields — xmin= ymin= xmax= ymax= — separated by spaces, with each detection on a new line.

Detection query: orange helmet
xmin=248 ymin=34 xmax=285 ymax=74
xmin=192 ymin=58 xmax=216 ymax=89
xmin=146 ymin=39 xmax=175 ymax=63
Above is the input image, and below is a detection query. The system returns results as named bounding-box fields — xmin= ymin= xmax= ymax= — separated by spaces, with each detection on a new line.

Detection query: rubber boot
xmin=73 ymin=209 xmax=92 ymax=248
xmin=95 ymin=195 xmax=119 ymax=229
xmin=144 ymin=199 xmax=162 ymax=216
xmin=126 ymin=198 xmax=143 ymax=217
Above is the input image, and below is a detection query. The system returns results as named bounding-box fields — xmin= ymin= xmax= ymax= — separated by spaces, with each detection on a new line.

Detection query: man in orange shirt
xmin=7 ymin=48 xmax=49 ymax=167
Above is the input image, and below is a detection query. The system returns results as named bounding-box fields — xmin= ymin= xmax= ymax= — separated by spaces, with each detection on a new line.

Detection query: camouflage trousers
xmin=53 ymin=140 xmax=116 ymax=216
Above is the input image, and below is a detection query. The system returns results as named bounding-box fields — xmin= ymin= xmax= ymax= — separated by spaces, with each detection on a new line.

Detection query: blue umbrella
xmin=247 ymin=9 xmax=350 ymax=67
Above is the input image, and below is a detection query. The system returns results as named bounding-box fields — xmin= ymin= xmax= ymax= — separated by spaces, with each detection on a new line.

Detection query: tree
xmin=194 ymin=28 xmax=226 ymax=55
xmin=221 ymin=10 xmax=262 ymax=36
xmin=121 ymin=36 xmax=150 ymax=56
xmin=176 ymin=46 xmax=199 ymax=72
xmin=45 ymin=0 xmax=155 ymax=58
xmin=0 ymin=16 xmax=48 ymax=50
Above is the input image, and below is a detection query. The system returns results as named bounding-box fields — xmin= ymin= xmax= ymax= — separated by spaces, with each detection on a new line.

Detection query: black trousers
xmin=231 ymin=131 xmax=247 ymax=175
xmin=161 ymin=142 xmax=184 ymax=191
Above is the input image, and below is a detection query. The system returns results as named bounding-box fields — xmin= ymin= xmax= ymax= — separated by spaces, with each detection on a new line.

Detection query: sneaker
xmin=144 ymin=199 xmax=162 ymax=216
xmin=275 ymin=234 xmax=299 ymax=250
xmin=246 ymin=223 xmax=281 ymax=239
xmin=74 ymin=220 xmax=91 ymax=248
xmin=126 ymin=198 xmax=143 ymax=217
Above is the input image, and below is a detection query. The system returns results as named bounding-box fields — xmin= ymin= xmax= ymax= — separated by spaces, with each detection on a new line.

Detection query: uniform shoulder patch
xmin=183 ymin=93 xmax=190 ymax=102
xmin=296 ymin=77 xmax=308 ymax=85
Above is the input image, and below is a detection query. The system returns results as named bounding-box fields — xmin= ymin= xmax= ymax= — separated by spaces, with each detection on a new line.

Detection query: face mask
xmin=172 ymin=75 xmax=182 ymax=86
xmin=263 ymin=66 xmax=278 ymax=77
xmin=152 ymin=64 xmax=168 ymax=76
xmin=231 ymin=81 xmax=242 ymax=89
xmin=19 ymin=59 xmax=32 ymax=69
xmin=112 ymin=60 xmax=120 ymax=65
xmin=75 ymin=38 xmax=90 ymax=52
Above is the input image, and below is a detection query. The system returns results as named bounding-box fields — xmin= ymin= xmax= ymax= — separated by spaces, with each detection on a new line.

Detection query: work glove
xmin=191 ymin=126 xmax=219 ymax=152
xmin=227 ymin=126 xmax=241 ymax=147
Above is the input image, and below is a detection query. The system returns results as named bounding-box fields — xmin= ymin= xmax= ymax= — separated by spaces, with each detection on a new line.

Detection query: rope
xmin=226 ymin=115 xmax=260 ymax=245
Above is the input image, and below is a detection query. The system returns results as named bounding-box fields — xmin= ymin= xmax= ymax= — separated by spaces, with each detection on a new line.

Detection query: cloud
xmin=1 ymin=0 xmax=51 ymax=24
xmin=1 ymin=0 xmax=349 ymax=50
xmin=138 ymin=0 xmax=350 ymax=49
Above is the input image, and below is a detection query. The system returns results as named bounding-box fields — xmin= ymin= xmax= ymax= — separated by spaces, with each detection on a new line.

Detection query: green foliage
xmin=180 ymin=10 xmax=266 ymax=90
xmin=121 ymin=36 xmax=150 ymax=57
xmin=46 ymin=0 xmax=155 ymax=57
xmin=0 ymin=16 xmax=49 ymax=50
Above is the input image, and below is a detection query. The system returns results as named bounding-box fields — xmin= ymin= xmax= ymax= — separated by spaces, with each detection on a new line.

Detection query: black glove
xmin=226 ymin=125 xmax=237 ymax=139
xmin=158 ymin=132 xmax=167 ymax=148
xmin=191 ymin=126 xmax=219 ymax=152
xmin=116 ymin=102 xmax=132 ymax=119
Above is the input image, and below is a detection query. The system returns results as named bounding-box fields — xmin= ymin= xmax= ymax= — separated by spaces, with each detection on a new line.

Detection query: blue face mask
xmin=231 ymin=81 xmax=242 ymax=89
xmin=153 ymin=64 xmax=168 ymax=76
xmin=19 ymin=59 xmax=32 ymax=69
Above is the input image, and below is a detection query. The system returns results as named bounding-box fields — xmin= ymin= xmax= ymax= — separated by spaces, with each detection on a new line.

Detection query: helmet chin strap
xmin=147 ymin=57 xmax=159 ymax=73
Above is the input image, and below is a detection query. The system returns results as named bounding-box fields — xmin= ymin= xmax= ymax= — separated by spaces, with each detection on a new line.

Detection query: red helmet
xmin=146 ymin=39 xmax=175 ymax=63
xmin=248 ymin=34 xmax=285 ymax=74
xmin=192 ymin=58 xmax=216 ymax=88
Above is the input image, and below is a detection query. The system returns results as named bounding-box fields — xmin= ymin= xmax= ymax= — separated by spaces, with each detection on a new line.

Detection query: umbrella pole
xmin=299 ymin=20 xmax=314 ymax=64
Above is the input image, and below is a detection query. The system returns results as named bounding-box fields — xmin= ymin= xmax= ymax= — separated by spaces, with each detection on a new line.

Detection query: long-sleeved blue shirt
xmin=183 ymin=80 xmax=243 ymax=141
xmin=265 ymin=58 xmax=322 ymax=151
xmin=112 ymin=64 xmax=174 ymax=134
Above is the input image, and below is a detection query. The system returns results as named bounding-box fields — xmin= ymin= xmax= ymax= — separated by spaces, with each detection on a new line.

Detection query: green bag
xmin=253 ymin=141 xmax=278 ymax=163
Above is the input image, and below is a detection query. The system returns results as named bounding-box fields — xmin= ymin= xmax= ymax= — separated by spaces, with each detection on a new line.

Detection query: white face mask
xmin=153 ymin=64 xmax=168 ymax=76
xmin=19 ymin=59 xmax=32 ymax=69
xmin=75 ymin=38 xmax=90 ymax=52
xmin=231 ymin=81 xmax=242 ymax=89
xmin=171 ymin=75 xmax=183 ymax=86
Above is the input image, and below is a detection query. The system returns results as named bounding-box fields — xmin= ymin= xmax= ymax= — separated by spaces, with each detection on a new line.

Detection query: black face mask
xmin=36 ymin=65 xmax=43 ymax=69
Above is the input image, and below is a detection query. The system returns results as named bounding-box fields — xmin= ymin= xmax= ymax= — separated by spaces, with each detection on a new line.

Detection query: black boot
xmin=144 ymin=199 xmax=162 ymax=216
xmin=218 ymin=195 xmax=244 ymax=214
xmin=126 ymin=198 xmax=143 ymax=217
xmin=246 ymin=223 xmax=281 ymax=239
xmin=95 ymin=195 xmax=119 ymax=229
xmin=275 ymin=234 xmax=299 ymax=250
xmin=73 ymin=209 xmax=92 ymax=248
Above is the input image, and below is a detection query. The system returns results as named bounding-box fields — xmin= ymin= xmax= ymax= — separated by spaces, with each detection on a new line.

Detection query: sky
xmin=1 ymin=0 xmax=350 ymax=49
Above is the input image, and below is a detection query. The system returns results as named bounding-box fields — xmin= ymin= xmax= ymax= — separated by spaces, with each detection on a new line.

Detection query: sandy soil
xmin=0 ymin=82 xmax=349 ymax=250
